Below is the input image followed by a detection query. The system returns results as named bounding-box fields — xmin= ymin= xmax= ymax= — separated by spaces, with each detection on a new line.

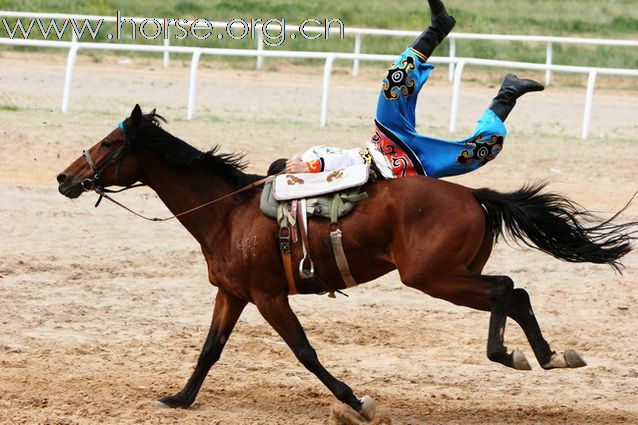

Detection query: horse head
xmin=57 ymin=104 xmax=161 ymax=198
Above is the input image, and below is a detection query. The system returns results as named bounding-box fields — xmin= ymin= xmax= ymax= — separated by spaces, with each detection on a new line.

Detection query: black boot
xmin=427 ymin=0 xmax=447 ymax=17
xmin=410 ymin=1 xmax=456 ymax=60
xmin=489 ymin=74 xmax=545 ymax=122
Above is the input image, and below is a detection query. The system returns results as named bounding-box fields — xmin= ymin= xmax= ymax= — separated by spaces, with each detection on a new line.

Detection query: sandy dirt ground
xmin=1 ymin=51 xmax=637 ymax=424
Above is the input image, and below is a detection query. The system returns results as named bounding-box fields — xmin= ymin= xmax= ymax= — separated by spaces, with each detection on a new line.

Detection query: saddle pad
xmin=273 ymin=164 xmax=370 ymax=201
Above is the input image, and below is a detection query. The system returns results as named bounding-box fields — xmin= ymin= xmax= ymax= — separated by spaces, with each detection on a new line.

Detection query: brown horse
xmin=57 ymin=105 xmax=635 ymax=420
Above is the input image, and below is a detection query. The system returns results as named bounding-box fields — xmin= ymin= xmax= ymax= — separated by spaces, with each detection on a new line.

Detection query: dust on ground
xmin=1 ymin=51 xmax=637 ymax=424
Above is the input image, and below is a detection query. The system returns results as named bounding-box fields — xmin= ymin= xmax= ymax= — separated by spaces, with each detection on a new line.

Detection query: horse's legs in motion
xmin=509 ymin=288 xmax=587 ymax=369
xmin=484 ymin=276 xmax=587 ymax=369
xmin=159 ymin=288 xmax=247 ymax=408
xmin=410 ymin=273 xmax=586 ymax=369
xmin=479 ymin=275 xmax=535 ymax=370
xmin=253 ymin=293 xmax=374 ymax=419
xmin=406 ymin=273 xmax=531 ymax=368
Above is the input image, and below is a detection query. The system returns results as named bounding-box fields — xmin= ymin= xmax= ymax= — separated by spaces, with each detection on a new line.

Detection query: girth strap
xmin=329 ymin=192 xmax=361 ymax=288
xmin=330 ymin=228 xmax=358 ymax=288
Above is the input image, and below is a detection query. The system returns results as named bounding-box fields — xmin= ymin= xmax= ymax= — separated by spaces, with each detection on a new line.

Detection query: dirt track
xmin=1 ymin=51 xmax=637 ymax=424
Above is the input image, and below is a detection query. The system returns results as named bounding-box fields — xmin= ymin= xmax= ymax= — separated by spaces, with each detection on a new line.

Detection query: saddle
xmin=260 ymin=165 xmax=371 ymax=296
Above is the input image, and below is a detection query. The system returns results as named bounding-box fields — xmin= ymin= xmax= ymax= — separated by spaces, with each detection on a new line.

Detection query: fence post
xmin=582 ymin=69 xmax=598 ymax=140
xmin=187 ymin=49 xmax=202 ymax=120
xmin=320 ymin=55 xmax=336 ymax=127
xmin=545 ymin=41 xmax=553 ymax=85
xmin=61 ymin=44 xmax=79 ymax=113
xmin=352 ymin=33 xmax=362 ymax=77
xmin=449 ymin=59 xmax=465 ymax=133
xmin=256 ymin=31 xmax=264 ymax=69
xmin=448 ymin=37 xmax=456 ymax=82
xmin=163 ymin=25 xmax=171 ymax=68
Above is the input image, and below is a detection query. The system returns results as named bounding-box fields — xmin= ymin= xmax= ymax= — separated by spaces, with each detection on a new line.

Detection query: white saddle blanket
xmin=273 ymin=164 xmax=370 ymax=201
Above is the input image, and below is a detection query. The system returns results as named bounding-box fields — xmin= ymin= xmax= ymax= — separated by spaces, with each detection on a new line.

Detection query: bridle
xmin=80 ymin=120 xmax=273 ymax=222
xmin=81 ymin=121 xmax=134 ymax=193
xmin=81 ymin=144 xmax=131 ymax=192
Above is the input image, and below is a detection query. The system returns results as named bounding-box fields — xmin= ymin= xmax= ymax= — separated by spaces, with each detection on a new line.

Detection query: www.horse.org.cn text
xmin=1 ymin=12 xmax=346 ymax=46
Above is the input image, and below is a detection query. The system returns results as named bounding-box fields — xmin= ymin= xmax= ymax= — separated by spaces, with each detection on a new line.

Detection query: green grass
xmin=1 ymin=0 xmax=637 ymax=69
xmin=0 ymin=103 xmax=20 ymax=111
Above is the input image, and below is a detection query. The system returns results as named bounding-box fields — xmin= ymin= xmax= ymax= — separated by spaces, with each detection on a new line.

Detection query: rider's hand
xmin=285 ymin=159 xmax=310 ymax=174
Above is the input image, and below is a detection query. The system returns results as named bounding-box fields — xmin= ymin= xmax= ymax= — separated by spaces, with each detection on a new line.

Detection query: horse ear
xmin=149 ymin=108 xmax=156 ymax=116
xmin=130 ymin=104 xmax=143 ymax=129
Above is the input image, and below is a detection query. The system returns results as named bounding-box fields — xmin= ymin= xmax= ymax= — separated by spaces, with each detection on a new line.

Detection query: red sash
xmin=370 ymin=125 xmax=419 ymax=178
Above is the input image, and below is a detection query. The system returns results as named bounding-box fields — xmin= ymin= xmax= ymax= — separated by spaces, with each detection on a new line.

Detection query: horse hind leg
xmin=483 ymin=275 xmax=535 ymax=370
xmin=445 ymin=275 xmax=586 ymax=370
xmin=406 ymin=273 xmax=533 ymax=370
xmin=508 ymin=288 xmax=587 ymax=369
xmin=406 ymin=271 xmax=586 ymax=371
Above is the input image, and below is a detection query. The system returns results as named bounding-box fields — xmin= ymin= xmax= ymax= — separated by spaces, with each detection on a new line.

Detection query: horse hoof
xmin=512 ymin=349 xmax=532 ymax=370
xmin=543 ymin=349 xmax=587 ymax=369
xmin=359 ymin=395 xmax=376 ymax=421
xmin=564 ymin=349 xmax=587 ymax=368
xmin=156 ymin=395 xmax=190 ymax=409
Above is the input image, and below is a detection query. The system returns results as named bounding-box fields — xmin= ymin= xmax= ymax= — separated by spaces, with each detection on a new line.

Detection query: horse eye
xmin=102 ymin=141 xmax=112 ymax=148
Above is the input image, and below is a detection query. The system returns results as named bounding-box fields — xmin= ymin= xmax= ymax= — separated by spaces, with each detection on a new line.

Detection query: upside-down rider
xmin=284 ymin=0 xmax=544 ymax=178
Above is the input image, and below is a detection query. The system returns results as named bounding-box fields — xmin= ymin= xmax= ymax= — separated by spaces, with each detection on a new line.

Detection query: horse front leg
xmin=158 ymin=287 xmax=247 ymax=408
xmin=253 ymin=293 xmax=376 ymax=421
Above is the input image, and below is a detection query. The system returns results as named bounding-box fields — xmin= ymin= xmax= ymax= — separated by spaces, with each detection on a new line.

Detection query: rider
xmin=284 ymin=0 xmax=544 ymax=179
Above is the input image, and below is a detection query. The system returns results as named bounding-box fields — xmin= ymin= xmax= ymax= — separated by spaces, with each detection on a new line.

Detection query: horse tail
xmin=473 ymin=181 xmax=637 ymax=272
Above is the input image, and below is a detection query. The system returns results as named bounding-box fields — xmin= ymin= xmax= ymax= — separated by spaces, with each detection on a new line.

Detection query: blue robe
xmin=373 ymin=47 xmax=506 ymax=178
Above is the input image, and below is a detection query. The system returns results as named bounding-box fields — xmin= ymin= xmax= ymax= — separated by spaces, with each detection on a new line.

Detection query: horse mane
xmin=126 ymin=112 xmax=265 ymax=189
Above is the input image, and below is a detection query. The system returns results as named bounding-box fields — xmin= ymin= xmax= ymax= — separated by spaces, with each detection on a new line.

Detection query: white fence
xmin=3 ymin=10 xmax=638 ymax=83
xmin=1 ymin=11 xmax=638 ymax=139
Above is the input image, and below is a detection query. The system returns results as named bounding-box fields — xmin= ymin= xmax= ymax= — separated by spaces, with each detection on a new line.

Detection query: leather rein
xmin=93 ymin=176 xmax=272 ymax=221
xmin=91 ymin=177 xmax=271 ymax=222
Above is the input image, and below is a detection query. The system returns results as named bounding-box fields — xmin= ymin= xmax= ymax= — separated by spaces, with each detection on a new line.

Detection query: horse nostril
xmin=57 ymin=173 xmax=67 ymax=184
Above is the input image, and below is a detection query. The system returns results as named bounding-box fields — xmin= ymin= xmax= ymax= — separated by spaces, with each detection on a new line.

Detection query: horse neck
xmin=138 ymin=154 xmax=239 ymax=245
